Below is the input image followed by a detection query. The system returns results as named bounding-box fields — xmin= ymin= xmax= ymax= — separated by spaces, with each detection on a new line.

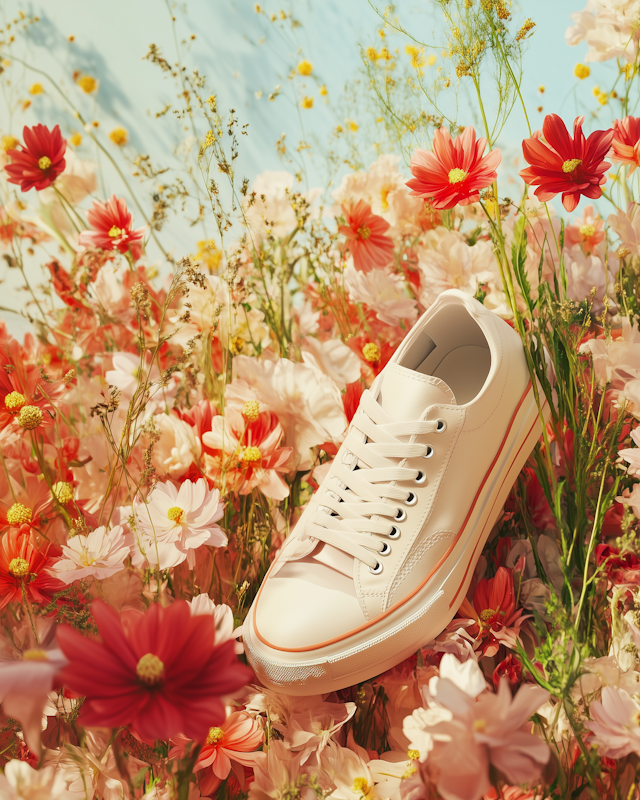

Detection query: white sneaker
xmin=243 ymin=290 xmax=550 ymax=695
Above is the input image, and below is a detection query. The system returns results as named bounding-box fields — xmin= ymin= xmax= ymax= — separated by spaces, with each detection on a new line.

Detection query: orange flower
xmin=339 ymin=200 xmax=394 ymax=272
xmin=0 ymin=529 xmax=62 ymax=610
xmin=610 ymin=116 xmax=640 ymax=175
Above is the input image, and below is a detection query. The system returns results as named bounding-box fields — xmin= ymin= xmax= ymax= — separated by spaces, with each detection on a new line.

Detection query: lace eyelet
xmin=369 ymin=561 xmax=384 ymax=575
xmin=423 ymin=445 xmax=434 ymax=459
xmin=404 ymin=491 xmax=417 ymax=506
xmin=380 ymin=541 xmax=391 ymax=556
xmin=414 ymin=470 xmax=426 ymax=484
xmin=436 ymin=418 xmax=446 ymax=433
xmin=395 ymin=508 xmax=407 ymax=522
xmin=388 ymin=526 xmax=401 ymax=539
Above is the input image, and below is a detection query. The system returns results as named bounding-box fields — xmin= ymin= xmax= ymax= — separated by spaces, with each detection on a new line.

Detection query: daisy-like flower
xmin=78 ymin=194 xmax=146 ymax=261
xmin=50 ymin=525 xmax=129 ymax=584
xmin=586 ymin=685 xmax=640 ymax=758
xmin=339 ymin=200 xmax=395 ymax=272
xmin=0 ymin=529 xmax=62 ymax=610
xmin=171 ymin=711 xmax=264 ymax=795
xmin=564 ymin=204 xmax=606 ymax=254
xmin=133 ymin=478 xmax=227 ymax=570
xmin=610 ymin=116 xmax=640 ymax=175
xmin=520 ymin=114 xmax=614 ymax=212
xmin=406 ymin=126 xmax=501 ymax=210
xmin=57 ymin=600 xmax=254 ymax=742
xmin=0 ymin=760 xmax=68 ymax=800
xmin=4 ymin=124 xmax=67 ymax=192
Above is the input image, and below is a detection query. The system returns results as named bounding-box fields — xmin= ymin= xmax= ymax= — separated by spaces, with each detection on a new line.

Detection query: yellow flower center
xmin=402 ymin=764 xmax=417 ymax=779
xmin=18 ymin=405 xmax=43 ymax=430
xmin=109 ymin=225 xmax=123 ymax=238
xmin=356 ymin=225 xmax=371 ymax=240
xmin=242 ymin=446 xmax=262 ymax=463
xmin=6 ymin=503 xmax=32 ymax=527
xmin=352 ymin=777 xmax=370 ymax=795
xmin=230 ymin=336 xmax=245 ymax=355
xmin=23 ymin=649 xmax=49 ymax=662
xmin=1 ymin=135 xmax=19 ymax=152
xmin=136 ymin=653 xmax=164 ymax=685
xmin=362 ymin=342 xmax=381 ymax=363
xmin=206 ymin=726 xmax=224 ymax=744
xmin=448 ymin=167 xmax=468 ymax=184
xmin=4 ymin=391 xmax=26 ymax=413
xmin=167 ymin=506 xmax=184 ymax=524
xmin=243 ymin=399 xmax=261 ymax=421
xmin=562 ymin=158 xmax=582 ymax=173
xmin=51 ymin=481 xmax=74 ymax=505
xmin=38 ymin=156 xmax=51 ymax=171
xmin=407 ymin=749 xmax=420 ymax=760
xmin=8 ymin=557 xmax=30 ymax=578
xmin=380 ymin=186 xmax=391 ymax=212
xmin=473 ymin=718 xmax=487 ymax=732
xmin=579 ymin=224 xmax=595 ymax=239
xmin=480 ymin=607 xmax=498 ymax=623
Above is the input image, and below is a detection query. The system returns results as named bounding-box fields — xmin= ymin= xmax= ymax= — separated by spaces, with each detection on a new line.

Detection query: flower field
xmin=1 ymin=1 xmax=640 ymax=798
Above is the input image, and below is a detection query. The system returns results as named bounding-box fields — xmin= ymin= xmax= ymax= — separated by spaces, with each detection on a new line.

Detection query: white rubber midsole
xmin=244 ymin=384 xmax=551 ymax=694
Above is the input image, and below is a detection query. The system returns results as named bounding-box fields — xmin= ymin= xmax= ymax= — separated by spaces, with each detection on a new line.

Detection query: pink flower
xmin=564 ymin=205 xmax=605 ymax=254
xmin=586 ymin=686 xmax=640 ymax=758
xmin=78 ymin=194 xmax=146 ymax=260
xmin=339 ymin=200 xmax=395 ymax=272
xmin=407 ymin=127 xmax=501 ymax=210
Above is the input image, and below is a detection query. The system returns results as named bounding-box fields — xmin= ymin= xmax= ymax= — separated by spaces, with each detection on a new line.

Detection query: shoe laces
xmin=305 ymin=390 xmax=444 ymax=573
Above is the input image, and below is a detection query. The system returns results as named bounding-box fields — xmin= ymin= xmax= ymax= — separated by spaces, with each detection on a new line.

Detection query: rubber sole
xmin=243 ymin=383 xmax=551 ymax=695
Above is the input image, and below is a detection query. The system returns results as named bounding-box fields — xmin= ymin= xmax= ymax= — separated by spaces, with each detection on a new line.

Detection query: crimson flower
xmin=406 ymin=126 xmax=501 ymax=210
xmin=520 ymin=114 xmax=614 ymax=212
xmin=610 ymin=116 xmax=640 ymax=175
xmin=339 ymin=200 xmax=394 ymax=272
xmin=57 ymin=600 xmax=253 ymax=742
xmin=0 ymin=529 xmax=62 ymax=610
xmin=4 ymin=124 xmax=67 ymax=192
xmin=78 ymin=195 xmax=146 ymax=261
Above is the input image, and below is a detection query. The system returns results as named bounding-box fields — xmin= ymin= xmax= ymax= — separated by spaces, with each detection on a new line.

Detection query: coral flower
xmin=78 ymin=194 xmax=146 ymax=261
xmin=406 ymin=126 xmax=501 ymax=210
xmin=4 ymin=124 xmax=67 ymax=192
xmin=57 ymin=599 xmax=253 ymax=742
xmin=339 ymin=200 xmax=395 ymax=272
xmin=610 ymin=116 xmax=640 ymax=175
xmin=0 ymin=529 xmax=62 ymax=610
xmin=520 ymin=115 xmax=614 ymax=212
xmin=171 ymin=711 xmax=264 ymax=794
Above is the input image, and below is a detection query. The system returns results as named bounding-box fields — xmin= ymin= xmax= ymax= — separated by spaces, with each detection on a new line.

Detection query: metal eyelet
xmin=380 ymin=541 xmax=391 ymax=556
xmin=369 ymin=561 xmax=384 ymax=575
xmin=423 ymin=445 xmax=434 ymax=459
xmin=388 ymin=526 xmax=401 ymax=539
xmin=436 ymin=419 xmax=446 ymax=433
xmin=404 ymin=491 xmax=417 ymax=506
xmin=414 ymin=470 xmax=426 ymax=484
xmin=395 ymin=507 xmax=407 ymax=522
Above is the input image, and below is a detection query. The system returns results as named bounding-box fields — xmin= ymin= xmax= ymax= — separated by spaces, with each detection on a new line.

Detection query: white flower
xmin=152 ymin=413 xmax=202 ymax=479
xmin=189 ymin=593 xmax=244 ymax=653
xmin=619 ymin=427 xmax=640 ymax=475
xmin=344 ymin=264 xmax=418 ymax=326
xmin=301 ymin=336 xmax=361 ymax=389
xmin=0 ymin=760 xmax=68 ymax=800
xmin=133 ymin=478 xmax=227 ymax=569
xmin=566 ymin=0 xmax=640 ymax=62
xmin=244 ymin=171 xmax=321 ymax=242
xmin=227 ymin=356 xmax=347 ymax=470
xmin=325 ymin=746 xmax=379 ymax=800
xmin=51 ymin=525 xmax=129 ymax=584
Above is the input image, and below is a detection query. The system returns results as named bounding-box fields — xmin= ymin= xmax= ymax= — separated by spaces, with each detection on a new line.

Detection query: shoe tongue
xmin=378 ymin=362 xmax=456 ymax=420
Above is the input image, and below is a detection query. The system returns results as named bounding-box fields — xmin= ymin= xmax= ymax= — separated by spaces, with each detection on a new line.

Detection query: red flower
xmin=610 ymin=116 xmax=640 ymax=175
xmin=57 ymin=600 xmax=253 ymax=742
xmin=342 ymin=381 xmax=364 ymax=424
xmin=78 ymin=195 xmax=146 ymax=261
xmin=0 ymin=529 xmax=62 ymax=609
xmin=339 ymin=200 xmax=394 ymax=272
xmin=4 ymin=124 xmax=67 ymax=192
xmin=520 ymin=115 xmax=614 ymax=212
xmin=474 ymin=566 xmax=516 ymax=629
xmin=406 ymin=126 xmax=501 ymax=210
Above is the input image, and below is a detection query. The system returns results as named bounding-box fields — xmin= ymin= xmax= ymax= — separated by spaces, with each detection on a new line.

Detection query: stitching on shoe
xmin=386 ymin=529 xmax=456 ymax=607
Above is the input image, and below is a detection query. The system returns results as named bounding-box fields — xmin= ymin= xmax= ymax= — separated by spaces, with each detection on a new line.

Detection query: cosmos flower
xmin=4 ymin=124 xmax=67 ymax=192
xmin=610 ymin=116 xmax=640 ymax=175
xmin=0 ymin=529 xmax=62 ymax=610
xmin=520 ymin=115 xmax=614 ymax=212
xmin=57 ymin=599 xmax=253 ymax=742
xmin=407 ymin=126 xmax=501 ymax=210
xmin=339 ymin=200 xmax=395 ymax=272
xmin=78 ymin=194 xmax=146 ymax=261
xmin=50 ymin=525 xmax=129 ymax=584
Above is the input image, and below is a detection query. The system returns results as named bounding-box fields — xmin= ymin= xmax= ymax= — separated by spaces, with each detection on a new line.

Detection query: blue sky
xmin=0 ymin=0 xmax=618 ymax=336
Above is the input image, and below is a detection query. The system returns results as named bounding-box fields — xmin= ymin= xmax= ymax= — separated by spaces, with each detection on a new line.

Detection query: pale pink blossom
xmin=563 ymin=247 xmax=616 ymax=308
xmin=343 ymin=264 xmax=418 ymax=326
xmin=50 ymin=524 xmax=129 ymax=583
xmin=244 ymin=171 xmax=321 ymax=243
xmin=151 ymin=412 xmax=202 ymax=479
xmin=301 ymin=336 xmax=362 ymax=389
xmin=188 ymin=592 xmax=244 ymax=654
xmin=609 ymin=204 xmax=640 ymax=256
xmin=617 ymin=482 xmax=640 ymax=517
xmin=586 ymin=685 xmax=640 ymax=757
xmin=133 ymin=478 xmax=226 ymax=569
xmin=564 ymin=205 xmax=606 ymax=255
xmin=619 ymin=427 xmax=640 ymax=474
xmin=0 ymin=760 xmax=68 ymax=800
xmin=325 ymin=746 xmax=379 ymax=800
xmin=566 ymin=0 xmax=640 ymax=63
xmin=249 ymin=739 xmax=322 ymax=800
